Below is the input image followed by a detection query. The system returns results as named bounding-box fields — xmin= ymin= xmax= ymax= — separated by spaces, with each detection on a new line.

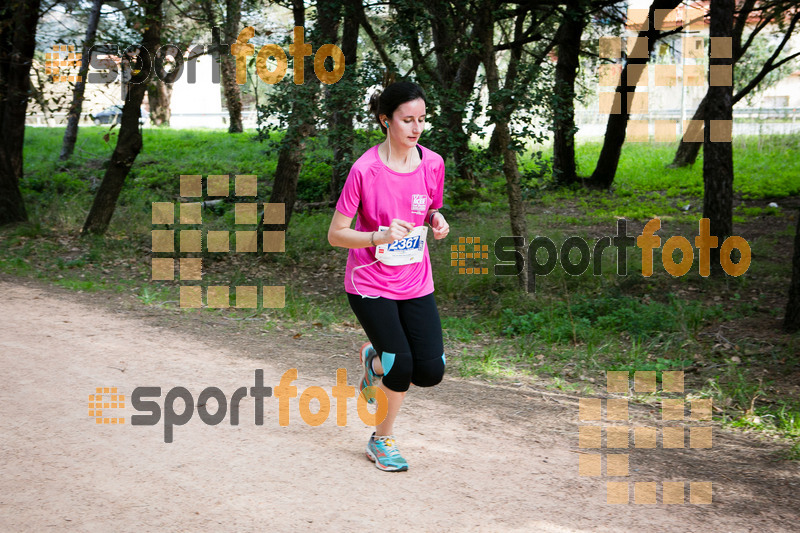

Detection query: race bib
xmin=374 ymin=225 xmax=428 ymax=266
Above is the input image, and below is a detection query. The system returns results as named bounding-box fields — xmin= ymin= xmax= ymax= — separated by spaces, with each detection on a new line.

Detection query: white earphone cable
xmin=351 ymin=258 xmax=381 ymax=299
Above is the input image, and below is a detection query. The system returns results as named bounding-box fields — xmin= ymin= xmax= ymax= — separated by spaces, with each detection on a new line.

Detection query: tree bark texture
xmin=0 ymin=0 xmax=41 ymax=225
xmin=82 ymin=0 xmax=162 ymax=235
xmin=552 ymin=0 xmax=585 ymax=186
xmin=702 ymin=0 xmax=734 ymax=272
xmin=60 ymin=0 xmax=103 ymax=161
xmin=146 ymin=77 xmax=173 ymax=126
xmin=328 ymin=0 xmax=358 ymax=201
xmin=221 ymin=0 xmax=243 ymax=133
xmin=266 ymin=0 xmax=320 ymax=230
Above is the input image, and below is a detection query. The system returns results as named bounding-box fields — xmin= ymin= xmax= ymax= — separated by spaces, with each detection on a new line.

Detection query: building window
xmin=763 ymin=96 xmax=789 ymax=108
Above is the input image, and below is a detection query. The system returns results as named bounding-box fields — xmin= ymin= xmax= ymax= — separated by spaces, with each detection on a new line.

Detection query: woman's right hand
xmin=379 ymin=219 xmax=415 ymax=244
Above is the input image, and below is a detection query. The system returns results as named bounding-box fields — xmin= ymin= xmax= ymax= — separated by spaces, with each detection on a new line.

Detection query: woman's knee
xmin=411 ymin=353 xmax=446 ymax=387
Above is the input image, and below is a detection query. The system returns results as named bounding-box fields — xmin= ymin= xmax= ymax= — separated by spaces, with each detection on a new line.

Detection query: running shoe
xmin=365 ymin=432 xmax=409 ymax=472
xmin=359 ymin=342 xmax=383 ymax=405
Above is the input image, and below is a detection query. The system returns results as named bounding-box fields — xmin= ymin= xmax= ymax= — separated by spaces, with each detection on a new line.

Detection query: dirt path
xmin=0 ymin=280 xmax=797 ymax=532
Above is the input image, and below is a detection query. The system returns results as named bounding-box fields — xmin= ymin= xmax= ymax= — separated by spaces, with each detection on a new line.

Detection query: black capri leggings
xmin=347 ymin=292 xmax=446 ymax=393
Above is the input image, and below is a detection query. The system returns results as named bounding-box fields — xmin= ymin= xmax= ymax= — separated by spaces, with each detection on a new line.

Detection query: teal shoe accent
xmin=359 ymin=343 xmax=383 ymax=405
xmin=381 ymin=351 xmax=396 ymax=376
xmin=365 ymin=432 xmax=409 ymax=472
xmin=442 ymin=353 xmax=446 ymax=365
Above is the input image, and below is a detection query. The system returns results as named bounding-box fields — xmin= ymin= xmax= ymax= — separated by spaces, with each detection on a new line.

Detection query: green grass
xmin=572 ymin=135 xmax=800 ymax=199
xmin=699 ymin=364 xmax=800 ymax=458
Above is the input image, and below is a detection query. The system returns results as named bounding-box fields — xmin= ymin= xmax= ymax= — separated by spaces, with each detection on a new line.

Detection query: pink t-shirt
xmin=335 ymin=144 xmax=445 ymax=299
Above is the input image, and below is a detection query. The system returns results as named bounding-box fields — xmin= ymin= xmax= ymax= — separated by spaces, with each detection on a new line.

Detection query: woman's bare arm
xmin=328 ymin=210 xmax=416 ymax=249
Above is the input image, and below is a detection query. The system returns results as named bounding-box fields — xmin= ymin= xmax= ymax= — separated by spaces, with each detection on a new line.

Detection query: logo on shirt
xmin=411 ymin=194 xmax=428 ymax=215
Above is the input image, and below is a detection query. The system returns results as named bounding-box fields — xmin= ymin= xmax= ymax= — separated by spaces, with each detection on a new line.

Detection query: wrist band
xmin=370 ymin=231 xmax=376 ymax=246
xmin=428 ymin=210 xmax=439 ymax=225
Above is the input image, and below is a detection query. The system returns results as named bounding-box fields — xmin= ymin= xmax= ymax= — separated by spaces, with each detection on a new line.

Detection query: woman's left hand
xmin=431 ymin=213 xmax=449 ymax=240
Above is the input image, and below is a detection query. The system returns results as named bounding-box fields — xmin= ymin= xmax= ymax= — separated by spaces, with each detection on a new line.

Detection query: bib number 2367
xmin=374 ymin=226 xmax=428 ymax=266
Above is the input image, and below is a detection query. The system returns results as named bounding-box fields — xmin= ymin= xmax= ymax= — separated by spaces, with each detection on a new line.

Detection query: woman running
xmin=327 ymin=81 xmax=450 ymax=471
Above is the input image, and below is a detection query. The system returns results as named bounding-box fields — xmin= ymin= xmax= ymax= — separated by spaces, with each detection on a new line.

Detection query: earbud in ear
xmin=385 ymin=121 xmax=389 ymax=127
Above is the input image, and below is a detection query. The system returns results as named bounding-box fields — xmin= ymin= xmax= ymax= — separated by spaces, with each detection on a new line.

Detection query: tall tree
xmin=266 ymin=0 xmax=322 ymax=229
xmin=481 ymin=4 xmax=558 ymax=291
xmin=221 ymin=0 xmax=244 ymax=133
xmin=551 ymin=0 xmax=622 ymax=186
xmin=201 ymin=0 xmax=244 ymax=133
xmin=703 ymin=0 xmax=735 ymax=272
xmin=82 ymin=0 xmax=163 ymax=235
xmin=671 ymin=1 xmax=800 ymax=168
xmin=146 ymin=76 xmax=172 ymax=126
xmin=481 ymin=2 xmax=525 ymax=289
xmin=327 ymin=0 xmax=359 ymax=202
xmin=552 ymin=0 xmax=587 ymax=186
xmin=587 ymin=0 xmax=682 ymax=189
xmin=60 ymin=0 xmax=104 ymax=161
xmin=0 ymin=0 xmax=41 ymax=225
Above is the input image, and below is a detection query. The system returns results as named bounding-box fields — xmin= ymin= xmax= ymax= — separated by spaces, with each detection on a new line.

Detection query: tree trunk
xmin=552 ymin=0 xmax=585 ymax=186
xmin=82 ymin=0 xmax=162 ymax=235
xmin=496 ymin=119 xmax=529 ymax=291
xmin=480 ymin=2 xmax=528 ymax=290
xmin=202 ymin=0 xmax=244 ymax=133
xmin=702 ymin=0 xmax=734 ymax=272
xmin=0 ymin=0 xmax=41 ymax=226
xmin=588 ymin=0 xmax=683 ymax=189
xmin=784 ymin=209 xmax=800 ymax=332
xmin=221 ymin=0 xmax=243 ymax=133
xmin=669 ymin=92 xmax=709 ymax=167
xmin=487 ymin=126 xmax=501 ymax=158
xmin=59 ymin=0 xmax=103 ymax=161
xmin=267 ymin=0 xmax=320 ymax=230
xmin=146 ymin=77 xmax=172 ymax=126
xmin=328 ymin=0 xmax=357 ymax=202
